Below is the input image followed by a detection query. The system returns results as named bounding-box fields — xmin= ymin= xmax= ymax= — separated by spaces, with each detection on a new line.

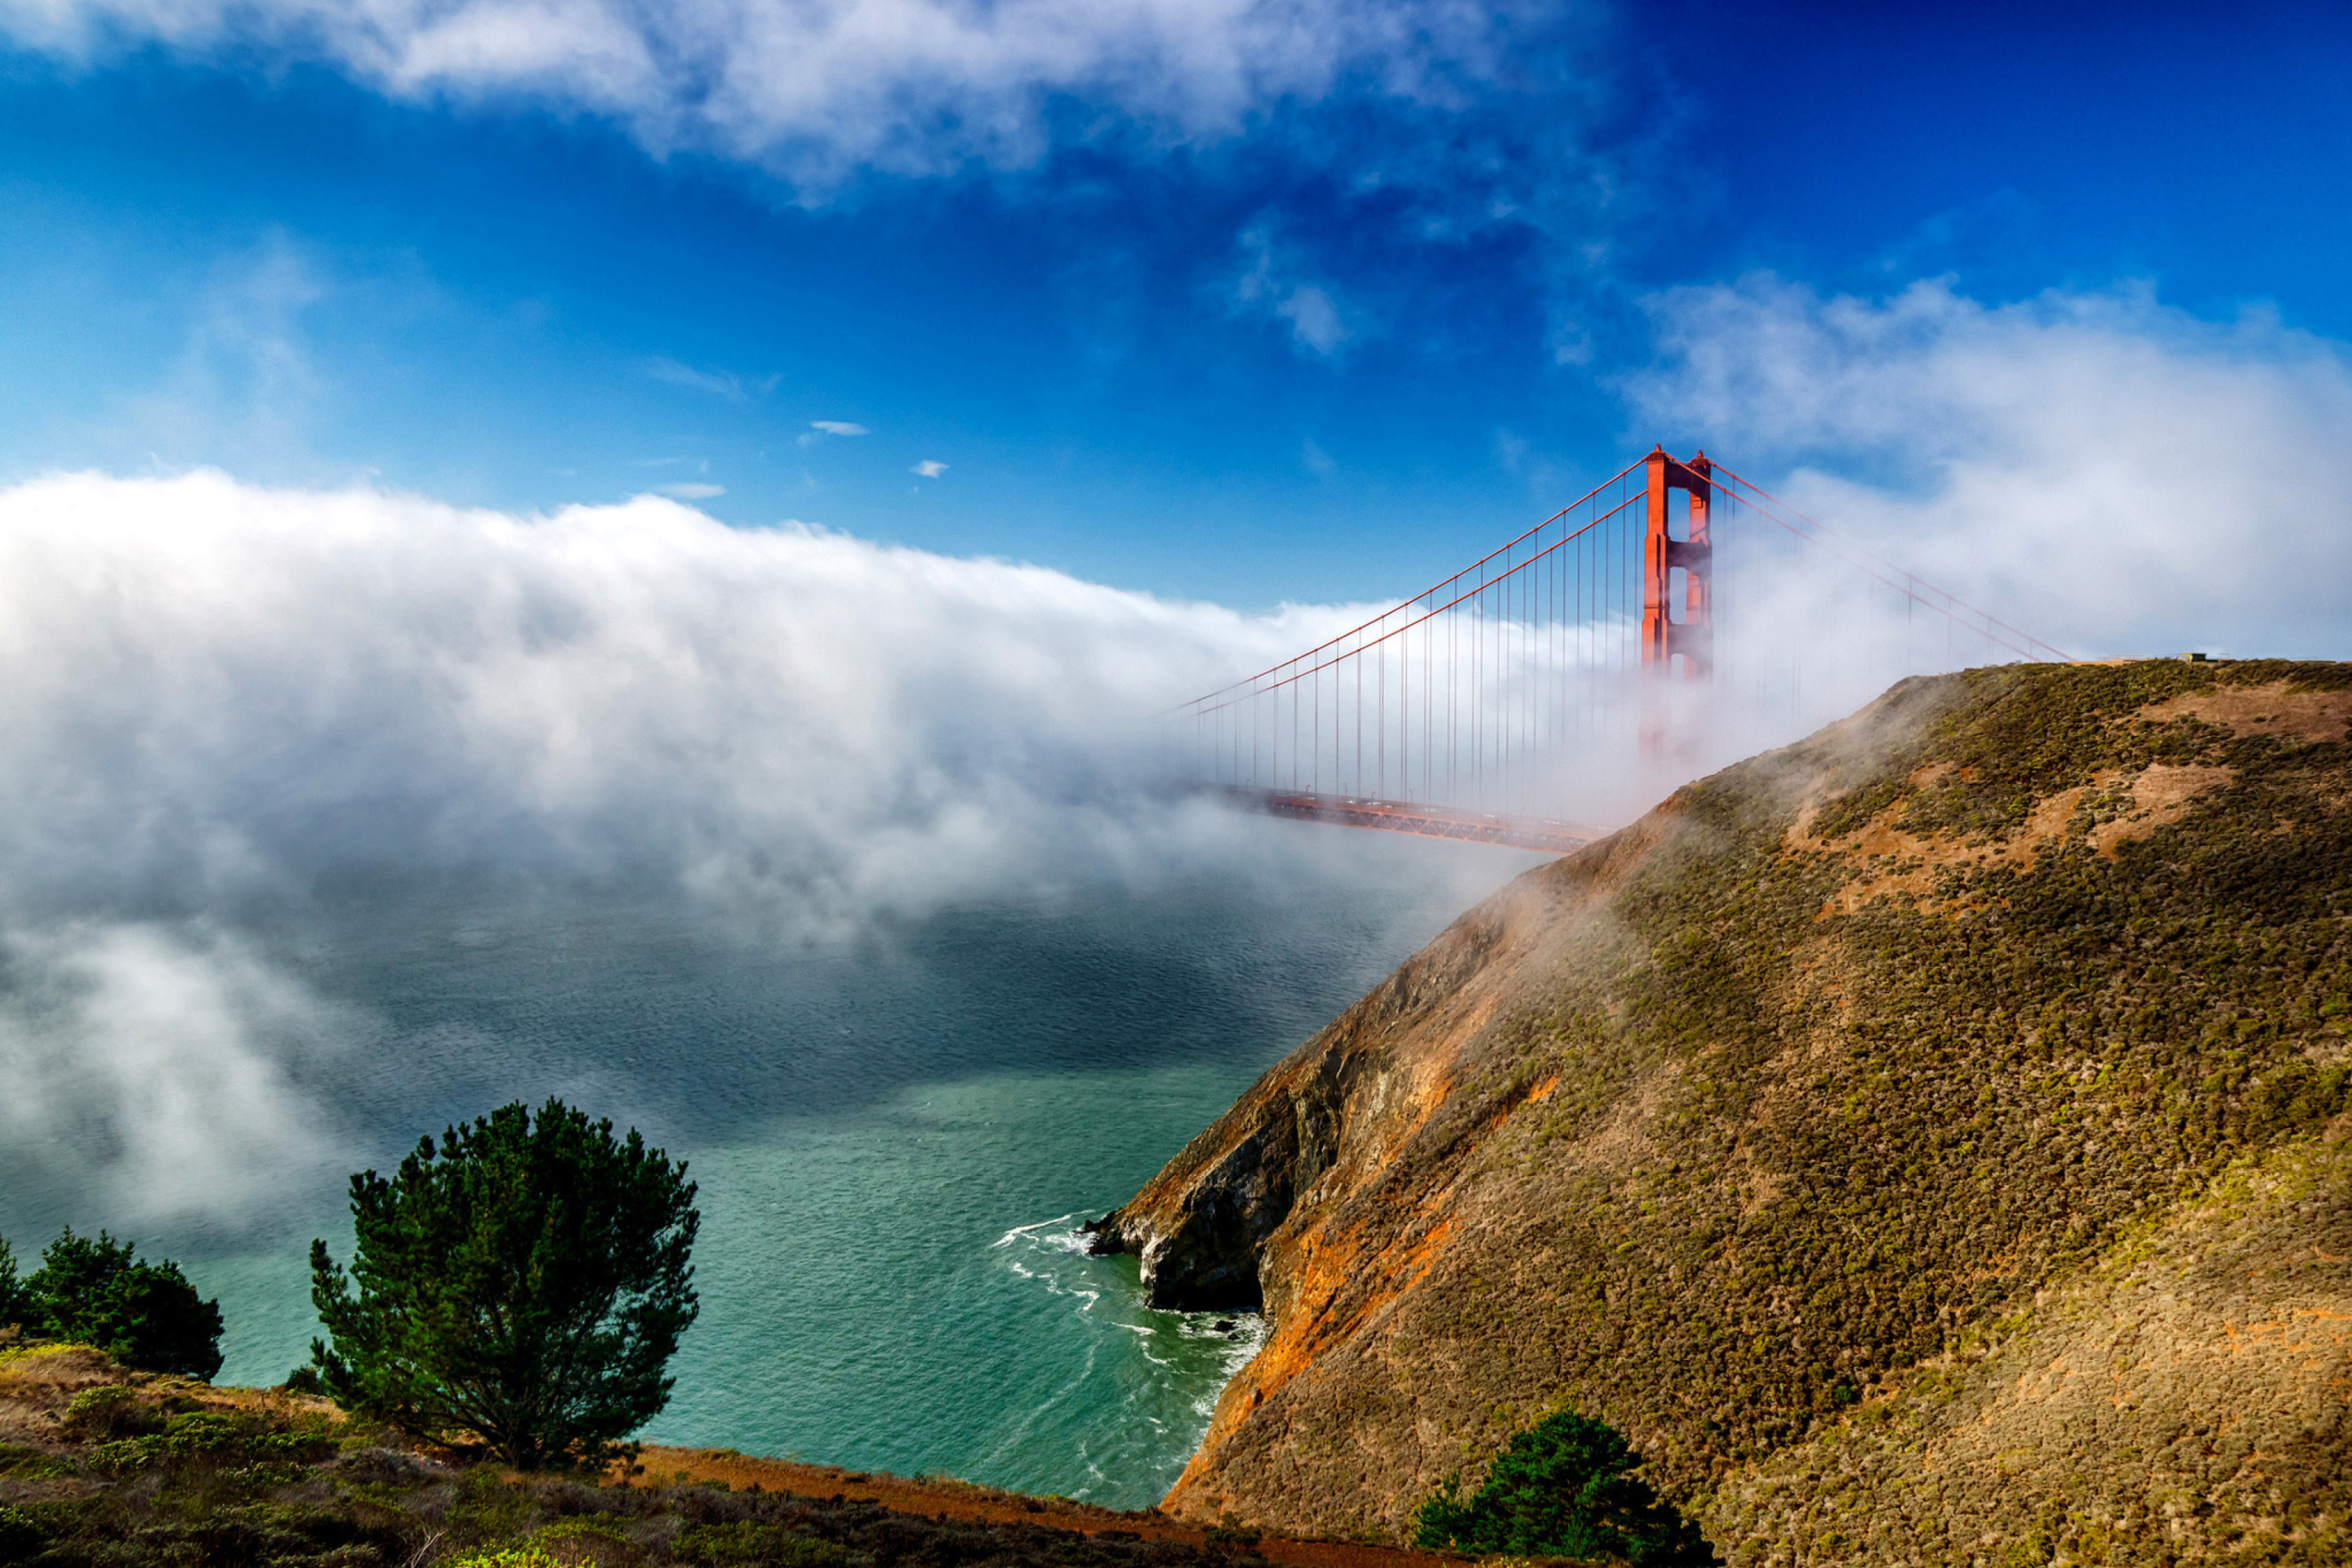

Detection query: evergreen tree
xmin=0 ymin=1235 xmax=29 ymax=1332
xmin=1414 ymin=1409 xmax=1714 ymax=1565
xmin=26 ymin=1230 xmax=225 ymax=1379
xmin=310 ymin=1098 xmax=700 ymax=1469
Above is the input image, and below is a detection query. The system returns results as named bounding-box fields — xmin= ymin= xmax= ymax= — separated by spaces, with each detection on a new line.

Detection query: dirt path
xmin=631 ymin=1446 xmax=1459 ymax=1568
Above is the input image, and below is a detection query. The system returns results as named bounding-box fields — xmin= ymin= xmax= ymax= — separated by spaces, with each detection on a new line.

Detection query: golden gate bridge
xmin=1177 ymin=447 xmax=2069 ymax=853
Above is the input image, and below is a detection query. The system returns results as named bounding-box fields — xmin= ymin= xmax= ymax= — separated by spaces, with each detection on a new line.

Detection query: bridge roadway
xmin=1217 ymin=786 xmax=1605 ymax=855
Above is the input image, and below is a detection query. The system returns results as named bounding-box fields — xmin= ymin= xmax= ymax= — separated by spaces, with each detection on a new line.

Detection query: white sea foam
xmin=990 ymin=1206 xmax=1267 ymax=1496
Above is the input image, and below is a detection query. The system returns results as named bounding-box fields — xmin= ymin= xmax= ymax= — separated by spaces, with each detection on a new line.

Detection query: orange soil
xmin=2132 ymin=679 xmax=2352 ymax=745
xmin=628 ymin=1446 xmax=1462 ymax=1568
xmin=1790 ymin=756 xmax=2237 ymax=920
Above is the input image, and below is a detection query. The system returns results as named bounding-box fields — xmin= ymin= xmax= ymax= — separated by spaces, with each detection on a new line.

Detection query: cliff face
xmin=1093 ymin=661 xmax=2352 ymax=1565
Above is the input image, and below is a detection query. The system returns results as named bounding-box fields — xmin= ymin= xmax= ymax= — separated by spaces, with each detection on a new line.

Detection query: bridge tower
xmin=1640 ymin=447 xmax=1713 ymax=759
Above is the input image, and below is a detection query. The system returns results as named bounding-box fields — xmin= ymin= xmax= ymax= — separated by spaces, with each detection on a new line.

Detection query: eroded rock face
xmin=1085 ymin=1075 xmax=1330 ymax=1312
xmin=1086 ymin=815 xmax=1648 ymax=1312
xmin=1109 ymin=661 xmax=2352 ymax=1566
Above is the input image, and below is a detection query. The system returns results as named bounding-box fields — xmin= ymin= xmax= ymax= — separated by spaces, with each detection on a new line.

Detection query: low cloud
xmin=910 ymin=460 xmax=947 ymax=479
xmin=1628 ymin=277 xmax=2352 ymax=659
xmin=657 ymin=482 xmax=726 ymax=499
xmin=0 ymin=468 xmax=1450 ymax=1228
xmin=0 ymin=469 xmax=1385 ymax=932
xmin=809 ymin=421 xmax=870 ymax=437
xmin=0 ymin=922 xmax=363 ymax=1228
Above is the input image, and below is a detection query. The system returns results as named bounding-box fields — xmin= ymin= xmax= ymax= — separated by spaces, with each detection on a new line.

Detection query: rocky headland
xmin=1091 ymin=659 xmax=2352 ymax=1566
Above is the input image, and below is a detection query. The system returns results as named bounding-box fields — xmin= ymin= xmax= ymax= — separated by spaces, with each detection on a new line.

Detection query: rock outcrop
xmin=1094 ymin=661 xmax=2352 ymax=1566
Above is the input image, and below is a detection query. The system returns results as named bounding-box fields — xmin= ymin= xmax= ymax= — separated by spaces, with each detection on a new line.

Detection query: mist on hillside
xmin=2 ymin=277 xmax=2346 ymax=1243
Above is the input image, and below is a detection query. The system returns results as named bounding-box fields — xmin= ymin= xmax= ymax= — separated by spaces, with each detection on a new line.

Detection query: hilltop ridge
xmin=1093 ymin=659 xmax=2352 ymax=1565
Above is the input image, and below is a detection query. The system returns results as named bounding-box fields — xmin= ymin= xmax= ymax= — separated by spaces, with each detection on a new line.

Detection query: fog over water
xmin=1 ymin=347 xmax=2342 ymax=1500
xmin=117 ymin=864 xmax=1508 ymax=1503
xmin=0 ymin=469 xmax=1533 ymax=1501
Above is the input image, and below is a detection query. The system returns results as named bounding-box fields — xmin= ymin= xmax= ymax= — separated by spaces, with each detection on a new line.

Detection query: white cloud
xmin=1232 ymin=224 xmax=1359 ymax=357
xmin=0 ymin=922 xmax=363 ymax=1227
xmin=0 ymin=467 xmax=1514 ymax=1234
xmin=644 ymin=356 xmax=778 ymax=402
xmin=0 ymin=469 xmax=1388 ymax=929
xmin=809 ymin=420 xmax=871 ymax=437
xmin=122 ymin=233 xmax=331 ymax=473
xmin=1627 ymin=276 xmax=2352 ymax=659
xmin=910 ymin=459 xmax=947 ymax=479
xmin=657 ymin=481 xmax=726 ymax=499
xmin=0 ymin=0 xmax=1535 ymax=184
xmin=1276 ymin=285 xmax=1348 ymax=355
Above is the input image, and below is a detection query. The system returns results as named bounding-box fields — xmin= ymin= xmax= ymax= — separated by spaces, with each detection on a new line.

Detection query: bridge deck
xmin=1217 ymin=787 xmax=1606 ymax=855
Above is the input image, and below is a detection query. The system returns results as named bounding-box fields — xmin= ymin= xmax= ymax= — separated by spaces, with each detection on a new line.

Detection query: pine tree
xmin=1414 ymin=1409 xmax=1714 ymax=1565
xmin=0 ymin=1235 xmax=29 ymax=1333
xmin=26 ymin=1230 xmax=225 ymax=1379
xmin=310 ymin=1098 xmax=700 ymax=1470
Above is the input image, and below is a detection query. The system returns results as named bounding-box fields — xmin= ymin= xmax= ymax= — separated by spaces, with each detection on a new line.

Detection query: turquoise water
xmin=662 ymin=1071 xmax=1270 ymax=1498
xmin=5 ymin=839 xmax=1521 ymax=1507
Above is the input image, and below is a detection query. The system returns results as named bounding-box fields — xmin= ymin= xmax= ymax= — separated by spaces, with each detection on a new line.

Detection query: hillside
xmin=1089 ymin=660 xmax=2352 ymax=1566
xmin=0 ymin=1343 xmax=1448 ymax=1568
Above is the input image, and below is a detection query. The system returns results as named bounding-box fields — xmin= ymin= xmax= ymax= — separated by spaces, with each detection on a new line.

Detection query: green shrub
xmin=448 ymin=1463 xmax=538 ymax=1538
xmin=310 ymin=1098 xmax=700 ymax=1470
xmin=60 ymin=1383 xmax=159 ymax=1441
xmin=0 ymin=1443 xmax=74 ymax=1479
xmin=1413 ymin=1410 xmax=1714 ymax=1565
xmin=0 ymin=1236 xmax=29 ymax=1332
xmin=531 ymin=1516 xmax=638 ymax=1563
xmin=0 ymin=1503 xmax=48 ymax=1560
xmin=673 ymin=1522 xmax=859 ymax=1567
xmin=87 ymin=1410 xmax=328 ymax=1473
xmin=26 ymin=1229 xmax=225 ymax=1379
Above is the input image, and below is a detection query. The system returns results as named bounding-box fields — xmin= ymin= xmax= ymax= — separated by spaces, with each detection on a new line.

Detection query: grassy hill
xmin=1090 ymin=659 xmax=2352 ymax=1566
xmin=0 ymin=1342 xmax=1422 ymax=1568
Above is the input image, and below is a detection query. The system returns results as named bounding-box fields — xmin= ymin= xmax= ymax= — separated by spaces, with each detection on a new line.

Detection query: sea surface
xmin=2 ymin=833 xmax=1528 ymax=1508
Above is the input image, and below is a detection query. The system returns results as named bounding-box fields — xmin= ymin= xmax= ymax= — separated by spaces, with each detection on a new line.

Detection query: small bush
xmin=1413 ymin=1410 xmax=1714 ymax=1566
xmin=450 ymin=1463 xmax=541 ymax=1539
xmin=0 ymin=1503 xmax=47 ymax=1560
xmin=60 ymin=1383 xmax=159 ymax=1441
xmin=0 ymin=1443 xmax=74 ymax=1479
xmin=530 ymin=1516 xmax=640 ymax=1566
xmin=1206 ymin=1512 xmax=1263 ymax=1556
xmin=87 ymin=1410 xmax=329 ymax=1474
xmin=0 ymin=1237 xmax=29 ymax=1332
xmin=672 ymin=1522 xmax=860 ymax=1567
xmin=27 ymin=1229 xmax=224 ymax=1379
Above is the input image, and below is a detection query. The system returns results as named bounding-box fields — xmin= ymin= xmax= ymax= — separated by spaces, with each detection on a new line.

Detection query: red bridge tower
xmin=1640 ymin=447 xmax=1713 ymax=759
xmin=1641 ymin=446 xmax=1713 ymax=675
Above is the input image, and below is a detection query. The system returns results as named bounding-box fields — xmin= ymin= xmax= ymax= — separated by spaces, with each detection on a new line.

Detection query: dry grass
xmin=1091 ymin=659 xmax=2352 ymax=1566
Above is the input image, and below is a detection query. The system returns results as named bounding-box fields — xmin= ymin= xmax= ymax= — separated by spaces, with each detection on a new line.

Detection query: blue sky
xmin=1 ymin=0 xmax=2347 ymax=611
xmin=2 ymin=0 xmax=2351 ymax=1242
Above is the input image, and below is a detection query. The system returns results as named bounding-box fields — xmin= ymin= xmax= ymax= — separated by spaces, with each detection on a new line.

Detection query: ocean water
xmin=1 ymin=833 xmax=1528 ymax=1508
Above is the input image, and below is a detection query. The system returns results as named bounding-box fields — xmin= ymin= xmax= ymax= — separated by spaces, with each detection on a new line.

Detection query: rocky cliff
xmin=1092 ymin=660 xmax=2352 ymax=1566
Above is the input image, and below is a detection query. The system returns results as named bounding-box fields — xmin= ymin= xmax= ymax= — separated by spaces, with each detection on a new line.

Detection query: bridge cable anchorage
xmin=1176 ymin=448 xmax=2069 ymax=852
